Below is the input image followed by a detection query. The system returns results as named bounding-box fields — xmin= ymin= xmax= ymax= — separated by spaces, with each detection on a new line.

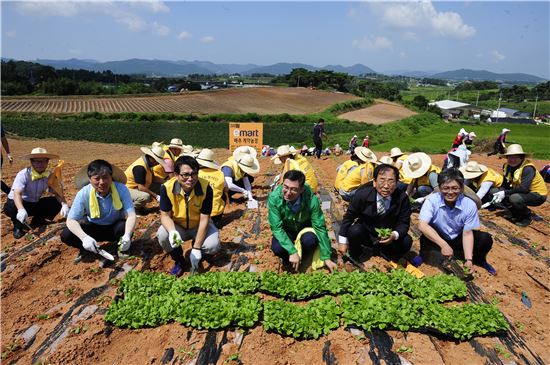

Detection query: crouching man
xmin=157 ymin=156 xmax=221 ymax=276
xmin=61 ymin=160 xmax=136 ymax=260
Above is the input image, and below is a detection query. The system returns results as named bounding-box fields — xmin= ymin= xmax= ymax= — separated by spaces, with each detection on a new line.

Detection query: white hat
xmin=377 ymin=156 xmax=394 ymax=165
xmin=353 ymin=135 xmax=358 ymax=138
xmin=234 ymin=153 xmax=260 ymax=175
xmin=196 ymin=149 xmax=220 ymax=169
xmin=502 ymin=144 xmax=530 ymax=157
xmin=354 ymin=147 xmax=377 ymax=164
xmin=459 ymin=161 xmax=488 ymax=180
xmin=168 ymin=138 xmax=184 ymax=149
xmin=502 ymin=128 xmax=510 ymax=134
xmin=140 ymin=145 xmax=166 ymax=166
xmin=402 ymin=152 xmax=432 ymax=179
xmin=233 ymin=146 xmax=257 ymax=159
xmin=389 ymin=147 xmax=404 ymax=158
xmin=21 ymin=147 xmax=59 ymax=160
xmin=271 ymin=145 xmax=296 ymax=165
xmin=468 ymin=132 xmax=477 ymax=138
xmin=75 ymin=161 xmax=126 ymax=189
xmin=180 ymin=145 xmax=198 ymax=157
xmin=459 ymin=128 xmax=467 ymax=136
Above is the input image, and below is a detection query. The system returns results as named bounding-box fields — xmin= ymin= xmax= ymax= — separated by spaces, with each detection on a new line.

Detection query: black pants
xmin=60 ymin=220 xmax=126 ymax=251
xmin=419 ymin=231 xmax=493 ymax=265
xmin=3 ymin=197 xmax=61 ymax=230
xmin=271 ymin=230 xmax=318 ymax=265
xmin=347 ymin=223 xmax=412 ymax=262
xmin=488 ymin=141 xmax=505 ymax=156
xmin=505 ymin=192 xmax=546 ymax=219
xmin=211 ymin=214 xmax=223 ymax=228
xmin=313 ymin=138 xmax=322 ymax=159
xmin=1 ymin=156 xmax=9 ymax=194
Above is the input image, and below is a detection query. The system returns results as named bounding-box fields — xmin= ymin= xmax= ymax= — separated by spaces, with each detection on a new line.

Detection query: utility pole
xmin=533 ymin=95 xmax=539 ymax=119
xmin=476 ymin=91 xmax=479 ymax=107
xmin=495 ymin=91 xmax=502 ymax=123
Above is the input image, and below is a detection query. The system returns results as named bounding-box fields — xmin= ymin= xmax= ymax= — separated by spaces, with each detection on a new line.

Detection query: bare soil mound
xmin=338 ymin=100 xmax=417 ymax=124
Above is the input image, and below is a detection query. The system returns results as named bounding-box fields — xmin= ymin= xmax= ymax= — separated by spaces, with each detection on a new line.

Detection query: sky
xmin=1 ymin=1 xmax=549 ymax=78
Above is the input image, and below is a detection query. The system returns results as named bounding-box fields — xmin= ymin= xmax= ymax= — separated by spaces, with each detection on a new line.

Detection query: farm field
xmin=1 ymin=137 xmax=549 ymax=364
xmin=0 ymin=87 xmax=359 ymax=115
xmin=337 ymin=99 xmax=417 ymax=124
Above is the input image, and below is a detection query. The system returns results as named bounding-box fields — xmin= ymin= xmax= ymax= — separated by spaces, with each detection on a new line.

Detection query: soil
xmin=338 ymin=100 xmax=417 ymax=124
xmin=0 ymin=87 xmax=360 ymax=115
xmin=1 ymin=137 xmax=549 ymax=365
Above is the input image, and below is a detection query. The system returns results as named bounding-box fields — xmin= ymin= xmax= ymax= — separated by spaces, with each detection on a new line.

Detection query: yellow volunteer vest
xmin=473 ymin=168 xmax=503 ymax=189
xmin=282 ymin=155 xmax=319 ymax=193
xmin=334 ymin=160 xmax=359 ymax=190
xmin=125 ymin=157 xmax=153 ymax=189
xmin=416 ymin=165 xmax=441 ymax=187
xmin=164 ymin=176 xmax=210 ymax=229
xmin=198 ymin=168 xmax=226 ymax=217
xmin=221 ymin=158 xmax=245 ymax=181
xmin=396 ymin=154 xmax=412 ymax=184
xmin=152 ymin=147 xmax=177 ymax=180
xmin=504 ymin=160 xmax=547 ymax=195
xmin=341 ymin=162 xmax=374 ymax=192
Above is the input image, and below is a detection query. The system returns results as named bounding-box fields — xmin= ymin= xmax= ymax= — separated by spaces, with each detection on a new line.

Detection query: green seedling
xmin=71 ymin=326 xmax=81 ymax=335
xmin=225 ymin=353 xmax=240 ymax=363
xmin=1 ymin=343 xmax=20 ymax=359
xmin=375 ymin=228 xmax=392 ymax=239
xmin=396 ymin=345 xmax=413 ymax=353
xmin=172 ymin=233 xmax=184 ymax=247
xmin=495 ymin=344 xmax=512 ymax=359
xmin=514 ymin=321 xmax=524 ymax=332
xmin=531 ymin=243 xmax=539 ymax=249
xmin=178 ymin=345 xmax=196 ymax=359
xmin=64 ymin=287 xmax=75 ymax=296
xmin=37 ymin=313 xmax=49 ymax=320
xmin=89 ymin=267 xmax=102 ymax=274
xmin=257 ymin=244 xmax=264 ymax=251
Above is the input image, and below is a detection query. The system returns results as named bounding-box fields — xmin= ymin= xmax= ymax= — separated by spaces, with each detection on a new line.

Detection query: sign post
xmin=229 ymin=122 xmax=263 ymax=153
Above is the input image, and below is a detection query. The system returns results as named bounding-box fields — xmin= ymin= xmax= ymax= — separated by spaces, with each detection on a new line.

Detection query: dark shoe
xmin=514 ymin=216 xmax=532 ymax=227
xmin=411 ymin=255 xmax=423 ymax=267
xmin=13 ymin=227 xmax=25 ymax=239
xmin=170 ymin=261 xmax=184 ymax=276
xmin=30 ymin=216 xmax=45 ymax=227
xmin=482 ymin=261 xmax=497 ymax=275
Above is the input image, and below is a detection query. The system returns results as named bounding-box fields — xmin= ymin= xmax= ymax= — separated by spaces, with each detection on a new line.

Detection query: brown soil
xmin=1 ymin=138 xmax=549 ymax=365
xmin=338 ymin=100 xmax=417 ymax=124
xmin=0 ymin=87 xmax=359 ymax=115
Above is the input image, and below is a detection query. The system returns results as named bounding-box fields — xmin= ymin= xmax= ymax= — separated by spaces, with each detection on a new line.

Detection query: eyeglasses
xmin=440 ymin=186 xmax=461 ymax=193
xmin=178 ymin=172 xmax=197 ymax=179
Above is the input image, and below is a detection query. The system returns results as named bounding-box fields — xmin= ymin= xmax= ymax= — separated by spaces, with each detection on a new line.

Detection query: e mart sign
xmin=229 ymin=122 xmax=263 ymax=153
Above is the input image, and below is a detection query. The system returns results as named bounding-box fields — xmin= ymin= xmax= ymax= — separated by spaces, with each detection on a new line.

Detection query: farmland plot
xmin=337 ymin=99 xmax=417 ymax=124
xmin=1 ymin=138 xmax=549 ymax=364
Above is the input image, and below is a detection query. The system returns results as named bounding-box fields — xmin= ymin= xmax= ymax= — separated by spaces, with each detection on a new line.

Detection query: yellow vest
xmin=341 ymin=162 xmax=374 ymax=192
xmin=198 ymin=168 xmax=226 ymax=217
xmin=396 ymin=154 xmax=412 ymax=184
xmin=282 ymin=155 xmax=319 ymax=193
xmin=164 ymin=176 xmax=210 ymax=229
xmin=221 ymin=158 xmax=245 ymax=181
xmin=152 ymin=147 xmax=177 ymax=180
xmin=504 ymin=160 xmax=547 ymax=196
xmin=125 ymin=157 xmax=153 ymax=189
xmin=334 ymin=160 xmax=359 ymax=190
xmin=416 ymin=165 xmax=441 ymax=187
xmin=473 ymin=168 xmax=503 ymax=189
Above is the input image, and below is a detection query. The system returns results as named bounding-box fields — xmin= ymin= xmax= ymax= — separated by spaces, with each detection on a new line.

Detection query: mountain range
xmin=8 ymin=58 xmax=547 ymax=83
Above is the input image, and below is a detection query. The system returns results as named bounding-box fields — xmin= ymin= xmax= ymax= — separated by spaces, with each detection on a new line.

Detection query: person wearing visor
xmin=125 ymin=145 xmax=167 ymax=210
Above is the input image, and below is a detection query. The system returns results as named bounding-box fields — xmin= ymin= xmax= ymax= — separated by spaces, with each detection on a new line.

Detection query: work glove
xmin=118 ymin=233 xmax=132 ymax=252
xmin=414 ymin=197 xmax=426 ymax=204
xmin=82 ymin=235 xmax=99 ymax=253
xmin=7 ymin=154 xmax=13 ymax=164
xmin=190 ymin=248 xmax=202 ymax=271
xmin=168 ymin=230 xmax=183 ymax=249
xmin=241 ymin=190 xmax=250 ymax=199
xmin=156 ymin=195 xmax=161 ymax=202
xmin=60 ymin=203 xmax=70 ymax=218
xmin=492 ymin=191 xmax=505 ymax=204
xmin=16 ymin=209 xmax=28 ymax=225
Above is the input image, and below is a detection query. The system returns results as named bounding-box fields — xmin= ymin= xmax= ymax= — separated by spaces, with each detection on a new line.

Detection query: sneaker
xmin=482 ymin=262 xmax=497 ymax=275
xmin=170 ymin=261 xmax=184 ymax=276
xmin=410 ymin=255 xmax=423 ymax=267
xmin=514 ymin=216 xmax=532 ymax=227
xmin=13 ymin=227 xmax=25 ymax=239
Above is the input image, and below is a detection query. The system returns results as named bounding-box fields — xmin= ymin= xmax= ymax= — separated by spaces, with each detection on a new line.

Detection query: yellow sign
xmin=229 ymin=122 xmax=263 ymax=152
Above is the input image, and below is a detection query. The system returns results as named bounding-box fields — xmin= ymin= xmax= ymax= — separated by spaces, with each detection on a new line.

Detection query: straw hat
xmin=271 ymin=145 xmax=297 ymax=165
xmin=234 ymin=153 xmax=260 ymax=175
xmin=377 ymin=156 xmax=394 ymax=165
xmin=196 ymin=149 xmax=220 ymax=169
xmin=140 ymin=145 xmax=166 ymax=165
xmin=233 ymin=146 xmax=257 ymax=159
xmin=21 ymin=147 xmax=59 ymax=160
xmin=168 ymin=138 xmax=184 ymax=150
xmin=390 ymin=147 xmax=404 ymax=158
xmin=354 ymin=147 xmax=377 ymax=164
xmin=179 ymin=145 xmax=198 ymax=157
xmin=402 ymin=152 xmax=432 ymax=179
xmin=75 ymin=162 xmax=127 ymax=189
xmin=459 ymin=161 xmax=488 ymax=180
xmin=501 ymin=144 xmax=530 ymax=157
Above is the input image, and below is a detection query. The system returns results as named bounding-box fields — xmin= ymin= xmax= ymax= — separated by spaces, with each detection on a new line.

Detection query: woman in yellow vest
xmin=272 ymin=145 xmax=319 ymax=193
xmin=196 ymin=148 xmax=227 ymax=228
xmin=220 ymin=147 xmax=260 ymax=204
xmin=403 ymin=152 xmax=441 ymax=200
xmin=339 ymin=147 xmax=377 ymax=202
xmin=124 ymin=145 xmax=166 ymax=210
xmin=152 ymin=138 xmax=185 ymax=181
xmin=459 ymin=161 xmax=503 ymax=204
xmin=390 ymin=147 xmax=412 ymax=192
xmin=334 ymin=152 xmax=363 ymax=191
xmin=491 ymin=144 xmax=547 ymax=227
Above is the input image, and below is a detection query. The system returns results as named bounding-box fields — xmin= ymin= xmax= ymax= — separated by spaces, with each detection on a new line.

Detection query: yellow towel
xmin=31 ymin=167 xmax=50 ymax=181
xmin=294 ymin=227 xmax=325 ymax=270
xmin=387 ymin=260 xmax=425 ymax=279
xmin=89 ymin=183 xmax=122 ymax=218
xmin=47 ymin=160 xmax=64 ymax=196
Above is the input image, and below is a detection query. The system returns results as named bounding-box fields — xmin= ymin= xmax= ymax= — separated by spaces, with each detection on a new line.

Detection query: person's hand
xmin=118 ymin=233 xmax=131 ymax=252
xmin=379 ymin=232 xmax=397 ymax=245
xmin=289 ymin=253 xmax=301 ymax=271
xmin=82 ymin=235 xmax=99 ymax=253
xmin=463 ymin=259 xmax=475 ymax=274
xmin=441 ymin=244 xmax=454 ymax=257
xmin=338 ymin=243 xmax=348 ymax=255
xmin=60 ymin=203 xmax=70 ymax=218
xmin=414 ymin=197 xmax=426 ymax=204
xmin=324 ymin=259 xmax=338 ymax=272
xmin=16 ymin=209 xmax=28 ymax=224
xmin=7 ymin=154 xmax=13 ymax=164
xmin=156 ymin=194 xmax=161 ymax=202
xmin=241 ymin=190 xmax=251 ymax=200
xmin=190 ymin=248 xmax=202 ymax=271
xmin=492 ymin=191 xmax=505 ymax=204
xmin=168 ymin=230 xmax=183 ymax=249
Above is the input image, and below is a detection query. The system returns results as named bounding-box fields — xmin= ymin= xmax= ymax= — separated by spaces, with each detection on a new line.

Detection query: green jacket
xmin=267 ymin=184 xmax=331 ymax=260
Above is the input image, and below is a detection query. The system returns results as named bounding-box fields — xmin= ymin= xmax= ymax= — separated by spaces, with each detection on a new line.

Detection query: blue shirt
xmin=419 ymin=193 xmax=479 ymax=241
xmin=68 ymin=181 xmax=134 ymax=225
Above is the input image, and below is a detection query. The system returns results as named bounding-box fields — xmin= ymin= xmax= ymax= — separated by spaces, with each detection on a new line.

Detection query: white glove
xmin=156 ymin=195 xmax=161 ymax=202
xmin=414 ymin=197 xmax=426 ymax=204
xmin=82 ymin=235 xmax=99 ymax=253
xmin=492 ymin=191 xmax=505 ymax=204
xmin=118 ymin=233 xmax=131 ymax=252
xmin=241 ymin=190 xmax=250 ymax=199
xmin=168 ymin=230 xmax=183 ymax=249
xmin=338 ymin=235 xmax=349 ymax=245
xmin=16 ymin=209 xmax=28 ymax=224
xmin=190 ymin=248 xmax=202 ymax=270
xmin=7 ymin=154 xmax=13 ymax=164
xmin=60 ymin=203 xmax=70 ymax=218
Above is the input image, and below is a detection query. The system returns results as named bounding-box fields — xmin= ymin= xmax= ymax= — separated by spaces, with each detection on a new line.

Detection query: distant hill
xmin=431 ymin=69 xmax=546 ymax=83
xmin=323 ymin=64 xmax=376 ymax=75
xmin=176 ymin=60 xmax=261 ymax=75
xmin=243 ymin=62 xmax=319 ymax=75
xmin=384 ymin=69 xmax=441 ymax=77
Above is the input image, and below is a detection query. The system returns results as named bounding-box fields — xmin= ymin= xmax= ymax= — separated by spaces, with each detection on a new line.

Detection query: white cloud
xmin=403 ymin=31 xmax=419 ymax=41
xmin=151 ymin=22 xmax=170 ymax=36
xmin=6 ymin=30 xmax=17 ymax=38
xmin=200 ymin=36 xmax=215 ymax=44
xmin=399 ymin=52 xmax=407 ymax=58
xmin=431 ymin=11 xmax=475 ymax=38
xmin=127 ymin=0 xmax=169 ymax=13
xmin=15 ymin=1 xmax=82 ymax=17
xmin=491 ymin=50 xmax=506 ymax=62
xmin=68 ymin=49 xmax=82 ymax=56
xmin=178 ymin=31 xmax=192 ymax=40
xmin=352 ymin=36 xmax=393 ymax=51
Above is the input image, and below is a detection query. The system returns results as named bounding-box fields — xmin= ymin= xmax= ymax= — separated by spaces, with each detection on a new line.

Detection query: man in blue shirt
xmin=415 ymin=168 xmax=495 ymax=275
xmin=61 ymin=160 xmax=136 ymax=260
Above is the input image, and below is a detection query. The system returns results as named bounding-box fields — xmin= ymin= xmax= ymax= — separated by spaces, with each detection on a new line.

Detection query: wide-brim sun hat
xmin=377 ymin=156 xmax=394 ymax=165
xmin=140 ymin=145 xmax=167 ymax=166
xmin=179 ymin=145 xmax=198 ymax=157
xmin=459 ymin=161 xmax=488 ymax=180
xmin=354 ymin=147 xmax=377 ymax=164
xmin=502 ymin=128 xmax=510 ymax=134
xmin=501 ymin=144 xmax=530 ymax=157
xmin=271 ymin=145 xmax=296 ymax=165
xmin=168 ymin=138 xmax=184 ymax=150
xmin=402 ymin=152 xmax=432 ymax=179
xmin=390 ymin=147 xmax=404 ymax=158
xmin=21 ymin=147 xmax=59 ymax=160
xmin=234 ymin=153 xmax=260 ymax=175
xmin=233 ymin=146 xmax=257 ymax=159
xmin=196 ymin=148 xmax=220 ymax=169
xmin=75 ymin=162 xmax=127 ymax=189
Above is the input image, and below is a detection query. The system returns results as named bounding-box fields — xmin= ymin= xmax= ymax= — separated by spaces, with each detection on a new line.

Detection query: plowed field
xmin=1 ymin=138 xmax=549 ymax=365
xmin=338 ymin=100 xmax=417 ymax=124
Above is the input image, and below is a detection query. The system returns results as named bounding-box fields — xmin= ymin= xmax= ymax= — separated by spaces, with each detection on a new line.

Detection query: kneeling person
xmin=157 ymin=156 xmax=221 ymax=276
xmin=61 ymin=160 xmax=136 ymax=259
